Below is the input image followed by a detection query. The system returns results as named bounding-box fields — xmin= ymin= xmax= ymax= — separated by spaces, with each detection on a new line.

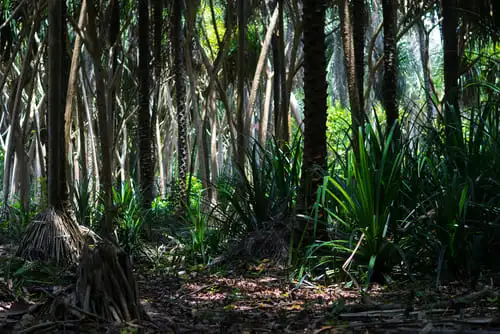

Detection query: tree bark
xmin=48 ymin=0 xmax=69 ymax=210
xmin=417 ymin=20 xmax=437 ymax=121
xmin=340 ymin=0 xmax=364 ymax=156
xmin=85 ymin=0 xmax=114 ymax=237
xmin=300 ymin=0 xmax=328 ymax=211
xmin=442 ymin=0 xmax=463 ymax=151
xmin=236 ymin=0 xmax=247 ymax=170
xmin=173 ymin=0 xmax=188 ymax=205
xmin=138 ymin=0 xmax=155 ymax=208
xmin=382 ymin=0 xmax=399 ymax=135
xmin=64 ymin=0 xmax=87 ymax=193
xmin=277 ymin=0 xmax=289 ymax=144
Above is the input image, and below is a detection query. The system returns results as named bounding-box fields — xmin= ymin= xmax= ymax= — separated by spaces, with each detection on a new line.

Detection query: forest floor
xmin=137 ymin=261 xmax=500 ymax=333
xmin=2 ymin=243 xmax=500 ymax=333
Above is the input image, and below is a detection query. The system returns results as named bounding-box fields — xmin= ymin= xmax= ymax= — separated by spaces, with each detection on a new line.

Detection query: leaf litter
xmin=2 ymin=249 xmax=500 ymax=333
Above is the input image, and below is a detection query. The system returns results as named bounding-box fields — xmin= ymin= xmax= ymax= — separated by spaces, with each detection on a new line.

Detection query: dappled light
xmin=0 ymin=0 xmax=499 ymax=332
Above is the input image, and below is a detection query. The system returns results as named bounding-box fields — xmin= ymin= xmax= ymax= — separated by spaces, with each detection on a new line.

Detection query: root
xmin=74 ymin=240 xmax=145 ymax=322
xmin=17 ymin=208 xmax=84 ymax=265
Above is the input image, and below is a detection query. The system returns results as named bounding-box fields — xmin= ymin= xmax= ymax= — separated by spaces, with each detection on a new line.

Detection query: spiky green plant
xmin=113 ymin=180 xmax=145 ymax=254
xmin=218 ymin=136 xmax=302 ymax=237
xmin=317 ymin=125 xmax=404 ymax=284
xmin=72 ymin=178 xmax=96 ymax=226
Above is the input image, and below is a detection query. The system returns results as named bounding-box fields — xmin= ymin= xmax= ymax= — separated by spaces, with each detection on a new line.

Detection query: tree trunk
xmin=236 ymin=0 xmax=247 ymax=170
xmin=277 ymin=0 xmax=289 ymax=144
xmin=173 ymin=0 xmax=188 ymax=206
xmin=382 ymin=0 xmax=399 ymax=135
xmin=248 ymin=4 xmax=279 ymax=138
xmin=417 ymin=20 xmax=437 ymax=121
xmin=442 ymin=0 xmax=463 ymax=151
xmin=48 ymin=0 xmax=69 ymax=210
xmin=64 ymin=0 xmax=87 ymax=198
xmin=340 ymin=0 xmax=365 ymax=156
xmin=300 ymin=0 xmax=328 ymax=214
xmin=138 ymin=0 xmax=155 ymax=208
xmin=153 ymin=0 xmax=163 ymax=198
xmin=86 ymin=0 xmax=114 ymax=237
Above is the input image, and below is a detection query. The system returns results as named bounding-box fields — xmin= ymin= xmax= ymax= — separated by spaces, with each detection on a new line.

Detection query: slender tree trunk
xmin=209 ymin=94 xmax=218 ymax=199
xmin=48 ymin=0 xmax=69 ymax=210
xmin=173 ymin=0 xmax=188 ymax=205
xmin=138 ymin=0 xmax=154 ymax=208
xmin=86 ymin=0 xmax=114 ymax=237
xmin=442 ymin=0 xmax=463 ymax=151
xmin=248 ymin=5 xmax=279 ymax=134
xmin=76 ymin=90 xmax=88 ymax=185
xmin=353 ymin=0 xmax=366 ymax=111
xmin=2 ymin=17 xmax=38 ymax=211
xmin=417 ymin=20 xmax=437 ymax=121
xmin=64 ymin=0 xmax=87 ymax=196
xmin=277 ymin=0 xmax=289 ymax=144
xmin=236 ymin=0 xmax=247 ymax=170
xmin=259 ymin=67 xmax=273 ymax=146
xmin=80 ymin=70 xmax=99 ymax=195
xmin=340 ymin=0 xmax=364 ymax=155
xmin=382 ymin=0 xmax=399 ymax=135
xmin=300 ymin=0 xmax=328 ymax=212
xmin=153 ymin=0 xmax=163 ymax=198
xmin=270 ymin=1 xmax=282 ymax=141
xmin=107 ymin=0 xmax=120 ymax=186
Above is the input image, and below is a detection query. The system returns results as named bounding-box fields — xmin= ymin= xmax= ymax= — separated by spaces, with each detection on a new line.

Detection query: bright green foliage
xmin=326 ymin=100 xmax=351 ymax=155
xmin=151 ymin=174 xmax=204 ymax=212
xmin=0 ymin=200 xmax=37 ymax=242
xmin=0 ymin=257 xmax=65 ymax=295
xmin=199 ymin=3 xmax=226 ymax=58
xmin=218 ymin=137 xmax=302 ymax=237
xmin=113 ymin=180 xmax=145 ymax=254
xmin=72 ymin=179 xmax=96 ymax=227
xmin=317 ymin=125 xmax=404 ymax=284
xmin=183 ymin=196 xmax=223 ymax=265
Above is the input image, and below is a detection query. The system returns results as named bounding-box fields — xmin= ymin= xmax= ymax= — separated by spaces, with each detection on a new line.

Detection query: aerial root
xmin=17 ymin=207 xmax=84 ymax=265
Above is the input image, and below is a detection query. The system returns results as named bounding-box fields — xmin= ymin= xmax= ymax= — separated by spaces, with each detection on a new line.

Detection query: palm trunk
xmin=236 ymin=0 xmax=247 ymax=170
xmin=382 ymin=0 xmax=399 ymax=135
xmin=138 ymin=0 xmax=154 ymax=208
xmin=173 ymin=0 xmax=188 ymax=205
xmin=300 ymin=0 xmax=328 ymax=211
xmin=86 ymin=0 xmax=114 ymax=237
xmin=48 ymin=0 xmax=69 ymax=210
xmin=442 ymin=0 xmax=463 ymax=151
xmin=340 ymin=0 xmax=364 ymax=156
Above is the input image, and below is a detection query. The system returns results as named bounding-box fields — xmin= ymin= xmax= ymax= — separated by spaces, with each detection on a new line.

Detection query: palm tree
xmin=236 ymin=0 xmax=247 ymax=169
xmin=138 ymin=0 xmax=154 ymax=209
xmin=47 ymin=0 xmax=69 ymax=210
xmin=440 ymin=0 xmax=498 ymax=159
xmin=339 ymin=0 xmax=366 ymax=155
xmin=441 ymin=0 xmax=463 ymax=151
xmin=173 ymin=0 xmax=188 ymax=206
xmin=382 ymin=0 xmax=399 ymax=134
xmin=300 ymin=0 xmax=328 ymax=217
xmin=17 ymin=0 xmax=83 ymax=265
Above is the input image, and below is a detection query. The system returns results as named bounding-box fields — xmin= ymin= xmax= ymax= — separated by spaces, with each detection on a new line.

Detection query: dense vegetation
xmin=0 ymin=0 xmax=499 ymax=332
